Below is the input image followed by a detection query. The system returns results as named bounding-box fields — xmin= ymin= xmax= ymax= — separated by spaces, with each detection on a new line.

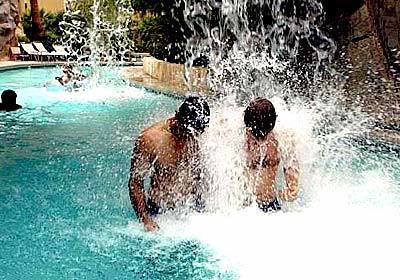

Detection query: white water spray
xmin=158 ymin=0 xmax=400 ymax=278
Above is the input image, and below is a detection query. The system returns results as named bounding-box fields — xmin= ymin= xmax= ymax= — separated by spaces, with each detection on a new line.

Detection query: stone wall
xmin=0 ymin=0 xmax=19 ymax=57
xmin=345 ymin=2 xmax=399 ymax=131
xmin=346 ymin=1 xmax=400 ymax=84
xmin=363 ymin=0 xmax=400 ymax=81
xmin=346 ymin=5 xmax=388 ymax=84
xmin=380 ymin=0 xmax=400 ymax=51
xmin=143 ymin=57 xmax=208 ymax=92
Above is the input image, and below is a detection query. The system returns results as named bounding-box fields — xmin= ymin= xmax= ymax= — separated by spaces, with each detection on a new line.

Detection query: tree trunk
xmin=30 ymin=0 xmax=45 ymax=41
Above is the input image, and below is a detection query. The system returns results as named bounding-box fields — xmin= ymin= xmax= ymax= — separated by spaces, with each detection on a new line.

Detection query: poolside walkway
xmin=0 ymin=61 xmax=65 ymax=71
xmin=0 ymin=60 xmax=145 ymax=72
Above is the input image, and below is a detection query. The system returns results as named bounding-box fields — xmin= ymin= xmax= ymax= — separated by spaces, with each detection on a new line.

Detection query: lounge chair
xmin=20 ymin=43 xmax=42 ymax=61
xmin=122 ymin=51 xmax=150 ymax=63
xmin=32 ymin=42 xmax=58 ymax=61
xmin=9 ymin=46 xmax=29 ymax=61
xmin=51 ymin=45 xmax=69 ymax=60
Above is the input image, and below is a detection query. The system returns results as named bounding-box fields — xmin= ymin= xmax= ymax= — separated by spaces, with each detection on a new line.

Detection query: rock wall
xmin=345 ymin=2 xmax=399 ymax=131
xmin=344 ymin=1 xmax=400 ymax=86
xmin=143 ymin=57 xmax=208 ymax=92
xmin=0 ymin=0 xmax=19 ymax=55
xmin=346 ymin=5 xmax=387 ymax=84
xmin=364 ymin=0 xmax=400 ymax=81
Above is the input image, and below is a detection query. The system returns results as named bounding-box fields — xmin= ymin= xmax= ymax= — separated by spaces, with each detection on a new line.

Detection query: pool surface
xmin=0 ymin=67 xmax=235 ymax=279
xmin=1 ymin=67 xmax=400 ymax=279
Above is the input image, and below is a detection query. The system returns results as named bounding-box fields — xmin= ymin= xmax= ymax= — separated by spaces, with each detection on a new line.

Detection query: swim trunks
xmin=258 ymin=198 xmax=281 ymax=213
xmin=147 ymin=199 xmax=162 ymax=216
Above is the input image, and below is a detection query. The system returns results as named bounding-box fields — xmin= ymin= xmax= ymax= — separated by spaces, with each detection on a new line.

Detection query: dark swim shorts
xmin=147 ymin=199 xmax=162 ymax=216
xmin=147 ymin=197 xmax=205 ymax=216
xmin=258 ymin=198 xmax=281 ymax=213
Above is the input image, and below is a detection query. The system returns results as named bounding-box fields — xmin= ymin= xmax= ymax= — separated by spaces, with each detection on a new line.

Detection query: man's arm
xmin=280 ymin=160 xmax=299 ymax=202
xmin=278 ymin=133 xmax=300 ymax=202
xmin=128 ymin=137 xmax=159 ymax=232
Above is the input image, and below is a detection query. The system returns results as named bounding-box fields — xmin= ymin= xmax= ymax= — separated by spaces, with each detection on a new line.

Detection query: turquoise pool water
xmin=0 ymin=67 xmax=234 ymax=279
xmin=1 ymin=67 xmax=399 ymax=279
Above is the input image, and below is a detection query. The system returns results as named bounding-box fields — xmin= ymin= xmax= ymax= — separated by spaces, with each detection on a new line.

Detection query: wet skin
xmin=245 ymin=129 xmax=300 ymax=208
xmin=129 ymin=117 xmax=201 ymax=232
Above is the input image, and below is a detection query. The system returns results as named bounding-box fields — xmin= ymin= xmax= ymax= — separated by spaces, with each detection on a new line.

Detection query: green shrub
xmin=43 ymin=12 xmax=64 ymax=43
xmin=130 ymin=12 xmax=186 ymax=63
xmin=22 ymin=10 xmax=64 ymax=43
xmin=17 ymin=35 xmax=30 ymax=43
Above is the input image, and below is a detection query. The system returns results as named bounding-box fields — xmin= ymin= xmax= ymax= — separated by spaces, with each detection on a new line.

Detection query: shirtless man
xmin=55 ymin=67 xmax=73 ymax=86
xmin=244 ymin=98 xmax=299 ymax=212
xmin=128 ymin=96 xmax=210 ymax=231
xmin=55 ymin=65 xmax=87 ymax=86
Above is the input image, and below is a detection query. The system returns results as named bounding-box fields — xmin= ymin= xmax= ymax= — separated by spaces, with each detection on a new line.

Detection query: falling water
xmin=152 ymin=0 xmax=400 ymax=278
xmin=177 ymin=0 xmax=356 ymax=210
xmin=59 ymin=0 xmax=134 ymax=86
xmin=43 ymin=0 xmax=399 ymax=278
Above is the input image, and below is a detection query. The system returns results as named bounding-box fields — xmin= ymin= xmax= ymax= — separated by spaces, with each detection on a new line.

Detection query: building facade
xmin=18 ymin=0 xmax=65 ymax=15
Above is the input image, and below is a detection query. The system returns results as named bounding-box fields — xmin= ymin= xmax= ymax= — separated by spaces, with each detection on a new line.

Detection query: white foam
xmin=156 ymin=172 xmax=400 ymax=279
xmin=18 ymin=84 xmax=147 ymax=106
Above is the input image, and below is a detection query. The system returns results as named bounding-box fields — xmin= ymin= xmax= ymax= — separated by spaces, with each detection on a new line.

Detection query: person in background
xmin=128 ymin=96 xmax=210 ymax=232
xmin=55 ymin=64 xmax=87 ymax=86
xmin=244 ymin=97 xmax=299 ymax=212
xmin=0 ymin=90 xmax=22 ymax=112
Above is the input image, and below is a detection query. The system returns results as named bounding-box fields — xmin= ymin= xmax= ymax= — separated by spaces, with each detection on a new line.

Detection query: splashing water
xmin=59 ymin=0 xmax=135 ymax=87
xmin=141 ymin=0 xmax=400 ymax=278
xmin=41 ymin=1 xmax=399 ymax=279
xmin=177 ymin=0 xmax=378 ymax=211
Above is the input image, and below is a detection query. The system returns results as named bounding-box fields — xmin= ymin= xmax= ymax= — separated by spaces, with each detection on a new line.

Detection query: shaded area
xmin=322 ymin=0 xmax=365 ymax=18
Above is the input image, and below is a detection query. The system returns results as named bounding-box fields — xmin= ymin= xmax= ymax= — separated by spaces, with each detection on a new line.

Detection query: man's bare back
xmin=133 ymin=120 xmax=199 ymax=209
xmin=128 ymin=97 xmax=210 ymax=231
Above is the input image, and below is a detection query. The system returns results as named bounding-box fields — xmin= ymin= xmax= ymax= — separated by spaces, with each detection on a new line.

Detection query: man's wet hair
xmin=176 ymin=96 xmax=210 ymax=134
xmin=244 ymin=98 xmax=277 ymax=138
xmin=1 ymin=90 xmax=17 ymax=105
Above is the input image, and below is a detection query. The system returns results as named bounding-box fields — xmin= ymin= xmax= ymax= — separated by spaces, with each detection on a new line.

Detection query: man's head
xmin=1 ymin=90 xmax=17 ymax=106
xmin=244 ymin=98 xmax=277 ymax=139
xmin=175 ymin=96 xmax=210 ymax=135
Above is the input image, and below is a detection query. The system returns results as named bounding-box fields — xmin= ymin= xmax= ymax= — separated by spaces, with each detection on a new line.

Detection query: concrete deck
xmin=0 ymin=61 xmax=65 ymax=71
xmin=0 ymin=61 xmax=144 ymax=72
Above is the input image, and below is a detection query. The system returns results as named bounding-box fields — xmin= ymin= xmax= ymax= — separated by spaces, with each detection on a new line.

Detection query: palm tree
xmin=30 ymin=0 xmax=45 ymax=41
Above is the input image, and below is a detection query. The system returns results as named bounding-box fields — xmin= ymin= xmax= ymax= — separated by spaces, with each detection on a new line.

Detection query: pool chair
xmin=9 ymin=46 xmax=29 ymax=61
xmin=121 ymin=51 xmax=150 ymax=65
xmin=51 ymin=45 xmax=69 ymax=61
xmin=32 ymin=42 xmax=58 ymax=61
xmin=19 ymin=43 xmax=42 ymax=61
xmin=134 ymin=52 xmax=151 ymax=62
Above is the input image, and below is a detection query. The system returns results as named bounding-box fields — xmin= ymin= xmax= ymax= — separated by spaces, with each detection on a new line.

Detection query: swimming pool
xmin=0 ymin=67 xmax=236 ymax=279
xmin=1 ymin=67 xmax=399 ymax=279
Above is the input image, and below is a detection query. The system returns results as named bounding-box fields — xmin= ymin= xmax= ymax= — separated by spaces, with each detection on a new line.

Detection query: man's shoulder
xmin=138 ymin=120 xmax=170 ymax=147
xmin=141 ymin=121 xmax=167 ymax=138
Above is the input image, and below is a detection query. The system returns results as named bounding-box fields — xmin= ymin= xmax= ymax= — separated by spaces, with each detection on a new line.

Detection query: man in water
xmin=0 ymin=90 xmax=22 ymax=112
xmin=55 ymin=64 xmax=87 ymax=86
xmin=128 ymin=96 xmax=210 ymax=232
xmin=244 ymin=98 xmax=299 ymax=212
